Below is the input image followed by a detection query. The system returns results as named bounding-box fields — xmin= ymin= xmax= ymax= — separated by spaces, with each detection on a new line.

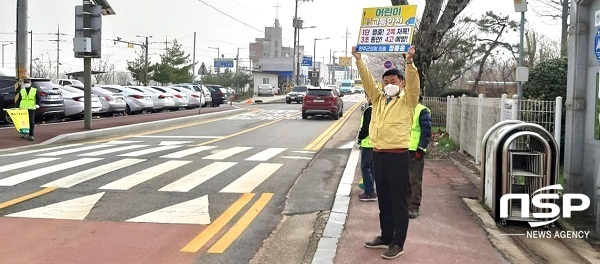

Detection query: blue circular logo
xmin=384 ymin=61 xmax=393 ymax=69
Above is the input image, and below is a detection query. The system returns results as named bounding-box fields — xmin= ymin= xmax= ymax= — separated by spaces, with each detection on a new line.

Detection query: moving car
xmin=339 ymin=79 xmax=355 ymax=95
xmin=58 ymin=85 xmax=103 ymax=118
xmin=257 ymin=84 xmax=274 ymax=96
xmin=302 ymin=87 xmax=344 ymax=120
xmin=98 ymin=85 xmax=153 ymax=114
xmin=286 ymin=85 xmax=309 ymax=104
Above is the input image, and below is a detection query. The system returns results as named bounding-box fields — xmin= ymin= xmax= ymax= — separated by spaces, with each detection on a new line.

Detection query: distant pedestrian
xmin=357 ymin=93 xmax=376 ymax=202
xmin=352 ymin=45 xmax=420 ymax=260
xmin=407 ymin=96 xmax=431 ymax=219
xmin=15 ymin=79 xmax=40 ymax=141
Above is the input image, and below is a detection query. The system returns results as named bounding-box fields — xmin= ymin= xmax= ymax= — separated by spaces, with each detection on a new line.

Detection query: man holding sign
xmin=352 ymin=44 xmax=419 ymax=259
xmin=15 ymin=79 xmax=40 ymax=141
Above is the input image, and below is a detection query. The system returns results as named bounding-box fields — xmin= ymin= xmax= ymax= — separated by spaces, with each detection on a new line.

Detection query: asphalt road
xmin=0 ymin=93 xmax=366 ymax=264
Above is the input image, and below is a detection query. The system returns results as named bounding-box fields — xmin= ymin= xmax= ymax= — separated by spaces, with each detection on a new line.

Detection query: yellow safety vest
xmin=409 ymin=103 xmax=429 ymax=152
xmin=360 ymin=105 xmax=373 ymax=148
xmin=19 ymin=88 xmax=37 ymax=110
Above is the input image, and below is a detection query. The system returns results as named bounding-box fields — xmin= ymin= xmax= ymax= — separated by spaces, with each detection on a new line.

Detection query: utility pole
xmin=514 ymin=0 xmax=528 ymax=119
xmin=49 ymin=25 xmax=65 ymax=80
xmin=292 ymin=0 xmax=299 ymax=85
xmin=236 ymin=47 xmax=240 ymax=74
xmin=160 ymin=36 xmax=172 ymax=51
xmin=343 ymin=26 xmax=351 ymax=80
xmin=136 ymin=35 xmax=152 ymax=86
xmin=29 ymin=31 xmax=32 ymax=76
xmin=192 ymin=32 xmax=196 ymax=83
xmin=16 ymin=0 xmax=29 ymax=84
xmin=83 ymin=0 xmax=92 ymax=129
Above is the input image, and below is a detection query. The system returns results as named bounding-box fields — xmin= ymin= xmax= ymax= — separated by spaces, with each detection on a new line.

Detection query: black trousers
xmin=28 ymin=109 xmax=35 ymax=136
xmin=373 ymin=151 xmax=410 ymax=247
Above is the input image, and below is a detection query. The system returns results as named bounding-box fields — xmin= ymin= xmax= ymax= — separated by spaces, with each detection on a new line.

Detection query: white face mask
xmin=384 ymin=84 xmax=400 ymax=96
xmin=23 ymin=83 xmax=31 ymax=88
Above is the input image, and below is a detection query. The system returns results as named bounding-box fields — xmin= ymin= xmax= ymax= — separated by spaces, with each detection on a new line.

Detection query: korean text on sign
xmin=356 ymin=5 xmax=417 ymax=53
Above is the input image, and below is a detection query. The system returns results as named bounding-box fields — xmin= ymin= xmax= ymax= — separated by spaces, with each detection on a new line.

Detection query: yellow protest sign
xmin=339 ymin=57 xmax=352 ymax=66
xmin=357 ymin=5 xmax=417 ymax=53
xmin=5 ymin=108 xmax=30 ymax=134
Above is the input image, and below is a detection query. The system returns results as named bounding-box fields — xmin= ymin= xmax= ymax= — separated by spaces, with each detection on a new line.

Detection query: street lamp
xmin=296 ymin=24 xmax=316 ymax=84
xmin=313 ymin=37 xmax=329 ymax=86
xmin=1 ymin=42 xmax=14 ymax=68
xmin=209 ymin=46 xmax=220 ymax=73
xmin=514 ymin=0 xmax=528 ymax=118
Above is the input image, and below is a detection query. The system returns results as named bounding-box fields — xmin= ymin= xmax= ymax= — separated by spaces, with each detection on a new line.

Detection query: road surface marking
xmin=160 ymin=146 xmax=217 ymax=159
xmin=79 ymin=145 xmax=149 ymax=156
xmin=0 ymin=158 xmax=60 ymax=173
xmin=181 ymin=193 xmax=255 ymax=252
xmin=159 ymin=162 xmax=237 ymax=192
xmin=202 ymin=147 xmax=252 ymax=160
xmin=135 ymin=136 xmax=224 ymax=139
xmin=244 ymin=148 xmax=287 ymax=161
xmin=281 ymin=156 xmax=313 ymax=160
xmin=5 ymin=192 xmax=105 ymax=220
xmin=207 ymin=193 xmax=274 ymax=253
xmin=42 ymin=159 xmax=146 ymax=188
xmin=304 ymin=101 xmax=362 ymax=151
xmin=196 ymin=113 xmax=300 ymax=146
xmin=0 ymin=143 xmax=83 ymax=157
xmin=220 ymin=163 xmax=283 ymax=193
xmin=159 ymin=141 xmax=194 ymax=145
xmin=290 ymin=150 xmax=315 ymax=154
xmin=99 ymin=160 xmax=191 ymax=190
xmin=0 ymin=158 xmax=102 ymax=186
xmin=338 ymin=141 xmax=355 ymax=149
xmin=37 ymin=144 xmax=114 ymax=156
xmin=0 ymin=187 xmax=57 ymax=210
xmin=106 ymin=140 xmax=143 ymax=144
xmin=118 ymin=145 xmax=181 ymax=157
xmin=126 ymin=195 xmax=210 ymax=225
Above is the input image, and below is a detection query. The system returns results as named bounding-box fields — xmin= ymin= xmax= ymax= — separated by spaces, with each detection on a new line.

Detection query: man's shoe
xmin=408 ymin=209 xmax=419 ymax=219
xmin=358 ymin=193 xmax=378 ymax=202
xmin=381 ymin=244 xmax=404 ymax=259
xmin=364 ymin=236 xmax=389 ymax=249
xmin=28 ymin=136 xmax=34 ymax=141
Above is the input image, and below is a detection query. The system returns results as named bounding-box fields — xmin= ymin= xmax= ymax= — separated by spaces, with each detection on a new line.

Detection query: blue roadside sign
xmin=302 ymin=56 xmax=313 ymax=66
xmin=214 ymin=60 xmax=234 ymax=68
xmin=595 ymin=28 xmax=600 ymax=62
xmin=384 ymin=60 xmax=393 ymax=69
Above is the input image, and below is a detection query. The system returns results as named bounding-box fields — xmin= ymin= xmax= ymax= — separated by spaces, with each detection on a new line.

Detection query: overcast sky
xmin=0 ymin=0 xmax=562 ymax=75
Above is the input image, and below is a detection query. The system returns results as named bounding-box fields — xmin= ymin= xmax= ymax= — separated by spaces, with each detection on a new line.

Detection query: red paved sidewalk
xmin=336 ymin=160 xmax=505 ymax=263
xmin=0 ymin=106 xmax=235 ymax=149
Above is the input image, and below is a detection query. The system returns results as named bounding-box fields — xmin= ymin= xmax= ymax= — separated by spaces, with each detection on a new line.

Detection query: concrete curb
xmin=311 ymin=146 xmax=361 ymax=264
xmin=40 ymin=108 xmax=247 ymax=146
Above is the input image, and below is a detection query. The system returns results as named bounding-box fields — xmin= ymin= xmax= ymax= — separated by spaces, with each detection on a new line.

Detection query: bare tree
xmin=31 ymin=52 xmax=54 ymax=79
xmin=531 ymin=0 xmax=569 ymax=57
xmin=115 ymin=72 xmax=132 ymax=86
xmin=525 ymin=28 xmax=560 ymax=68
xmin=92 ymin=55 xmax=118 ymax=84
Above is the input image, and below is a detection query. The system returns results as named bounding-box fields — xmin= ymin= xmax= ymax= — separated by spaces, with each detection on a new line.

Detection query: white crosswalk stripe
xmin=1 ymin=143 xmax=83 ymax=157
xmin=202 ymin=147 xmax=252 ymax=160
xmin=38 ymin=144 xmax=114 ymax=157
xmin=220 ymin=163 xmax=282 ymax=193
xmin=99 ymin=160 xmax=192 ymax=190
xmin=245 ymin=148 xmax=287 ymax=161
xmin=0 ymin=158 xmax=60 ymax=173
xmin=6 ymin=192 xmax=105 ymax=220
xmin=160 ymin=146 xmax=217 ymax=159
xmin=118 ymin=145 xmax=182 ymax=157
xmin=159 ymin=162 xmax=237 ymax=192
xmin=42 ymin=159 xmax=146 ymax=188
xmin=0 ymin=158 xmax=102 ymax=186
xmin=79 ymin=145 xmax=149 ymax=156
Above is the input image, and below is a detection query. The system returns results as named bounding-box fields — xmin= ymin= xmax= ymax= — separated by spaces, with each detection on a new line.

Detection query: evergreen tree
xmin=152 ymin=39 xmax=194 ymax=85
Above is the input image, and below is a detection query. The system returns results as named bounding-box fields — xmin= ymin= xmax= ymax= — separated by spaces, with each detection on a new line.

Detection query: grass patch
xmin=438 ymin=135 xmax=458 ymax=152
xmin=558 ymin=166 xmax=565 ymax=189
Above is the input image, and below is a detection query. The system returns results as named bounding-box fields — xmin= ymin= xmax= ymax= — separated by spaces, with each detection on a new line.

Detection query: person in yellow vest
xmin=407 ymin=96 xmax=431 ymax=219
xmin=15 ymin=79 xmax=40 ymax=141
xmin=352 ymin=45 xmax=419 ymax=259
xmin=357 ymin=94 xmax=376 ymax=201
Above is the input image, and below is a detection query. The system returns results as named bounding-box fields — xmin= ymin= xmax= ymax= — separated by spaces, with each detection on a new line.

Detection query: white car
xmin=128 ymin=86 xmax=175 ymax=111
xmin=169 ymin=86 xmax=202 ymax=108
xmin=58 ymin=86 xmax=103 ymax=117
xmin=257 ymin=84 xmax=274 ymax=96
xmin=98 ymin=85 xmax=153 ymax=114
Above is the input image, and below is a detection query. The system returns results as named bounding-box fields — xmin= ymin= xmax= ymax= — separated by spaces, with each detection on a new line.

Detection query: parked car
xmin=128 ymin=86 xmax=175 ymax=112
xmin=200 ymin=85 xmax=213 ymax=107
xmin=302 ymin=86 xmax=344 ymax=120
xmin=57 ymin=79 xmax=84 ymax=87
xmin=204 ymin=84 xmax=226 ymax=106
xmin=219 ymin=88 xmax=229 ymax=105
xmin=257 ymin=84 xmax=274 ymax=96
xmin=71 ymin=85 xmax=127 ymax=115
xmin=151 ymin=86 xmax=189 ymax=110
xmin=169 ymin=86 xmax=202 ymax=108
xmin=286 ymin=85 xmax=309 ymax=104
xmin=0 ymin=75 xmax=65 ymax=122
xmin=98 ymin=85 xmax=153 ymax=114
xmin=172 ymin=83 xmax=206 ymax=107
xmin=57 ymin=85 xmax=103 ymax=118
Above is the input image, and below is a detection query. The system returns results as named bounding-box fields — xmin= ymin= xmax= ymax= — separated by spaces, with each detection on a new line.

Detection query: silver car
xmin=169 ymin=86 xmax=201 ymax=108
xmin=172 ymin=84 xmax=206 ymax=107
xmin=257 ymin=84 xmax=274 ymax=96
xmin=71 ymin=85 xmax=127 ymax=115
xmin=57 ymin=86 xmax=103 ymax=118
xmin=99 ymin=85 xmax=153 ymax=114
xmin=128 ymin=86 xmax=175 ymax=111
xmin=151 ymin=86 xmax=189 ymax=109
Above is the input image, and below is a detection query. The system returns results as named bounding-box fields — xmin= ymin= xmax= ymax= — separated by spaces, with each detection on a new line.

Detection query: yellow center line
xmin=304 ymin=100 xmax=364 ymax=151
xmin=207 ymin=193 xmax=274 ymax=254
xmin=181 ymin=193 xmax=255 ymax=253
xmin=0 ymin=187 xmax=57 ymax=210
xmin=196 ymin=112 xmax=300 ymax=146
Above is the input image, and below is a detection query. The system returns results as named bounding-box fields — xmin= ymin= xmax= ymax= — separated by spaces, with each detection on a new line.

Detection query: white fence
xmin=444 ymin=94 xmax=563 ymax=165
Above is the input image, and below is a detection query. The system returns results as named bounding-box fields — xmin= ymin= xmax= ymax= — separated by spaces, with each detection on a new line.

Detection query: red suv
xmin=302 ymin=87 xmax=344 ymax=120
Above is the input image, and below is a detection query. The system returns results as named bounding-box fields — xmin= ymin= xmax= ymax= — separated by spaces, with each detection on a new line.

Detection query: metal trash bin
xmin=480 ymin=120 xmax=559 ymax=226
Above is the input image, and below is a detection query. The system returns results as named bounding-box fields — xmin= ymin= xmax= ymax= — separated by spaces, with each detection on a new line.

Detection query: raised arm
xmin=404 ymin=45 xmax=420 ymax=109
xmin=352 ymin=46 xmax=382 ymax=103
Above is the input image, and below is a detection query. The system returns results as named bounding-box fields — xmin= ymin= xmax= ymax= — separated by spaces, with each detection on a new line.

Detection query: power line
xmin=195 ymin=0 xmax=264 ymax=33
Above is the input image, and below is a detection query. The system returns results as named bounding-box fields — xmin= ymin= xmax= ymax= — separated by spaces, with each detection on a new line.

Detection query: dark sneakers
xmin=364 ymin=236 xmax=389 ymax=249
xmin=408 ymin=209 xmax=419 ymax=219
xmin=381 ymin=244 xmax=404 ymax=259
xmin=358 ymin=193 xmax=378 ymax=202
